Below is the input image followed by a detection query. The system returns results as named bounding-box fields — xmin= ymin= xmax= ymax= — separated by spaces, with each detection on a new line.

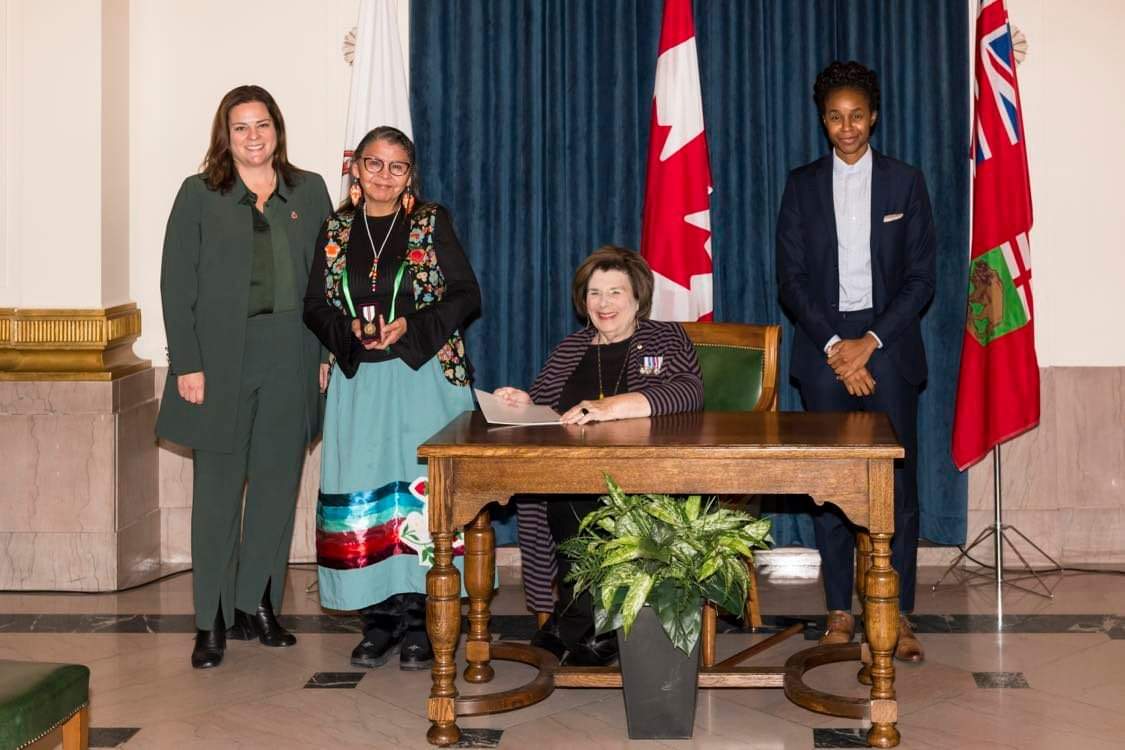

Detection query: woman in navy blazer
xmin=495 ymin=246 xmax=704 ymax=667
xmin=776 ymin=61 xmax=935 ymax=662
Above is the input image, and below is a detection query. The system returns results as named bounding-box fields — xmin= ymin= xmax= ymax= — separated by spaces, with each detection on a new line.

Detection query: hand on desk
xmin=560 ymin=393 xmax=651 ymax=424
xmin=493 ymin=387 xmax=532 ymax=407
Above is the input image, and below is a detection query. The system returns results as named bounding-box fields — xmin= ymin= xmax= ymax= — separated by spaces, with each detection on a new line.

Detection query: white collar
xmin=832 ymin=146 xmax=873 ymax=176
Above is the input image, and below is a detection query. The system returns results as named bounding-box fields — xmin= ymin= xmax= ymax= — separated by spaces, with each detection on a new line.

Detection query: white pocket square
xmin=883 ymin=212 xmax=904 ymax=223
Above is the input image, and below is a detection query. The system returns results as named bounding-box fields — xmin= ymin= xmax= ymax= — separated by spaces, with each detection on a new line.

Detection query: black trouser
xmin=797 ymin=310 xmax=920 ymax=613
xmin=547 ymin=496 xmax=601 ymax=647
xmin=360 ymin=593 xmax=427 ymax=641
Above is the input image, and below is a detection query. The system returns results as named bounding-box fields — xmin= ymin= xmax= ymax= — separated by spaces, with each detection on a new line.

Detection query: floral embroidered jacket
xmin=302 ymin=201 xmax=479 ymax=384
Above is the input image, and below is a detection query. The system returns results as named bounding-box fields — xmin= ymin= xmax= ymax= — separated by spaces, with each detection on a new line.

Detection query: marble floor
xmin=2 ymin=564 xmax=1124 ymax=750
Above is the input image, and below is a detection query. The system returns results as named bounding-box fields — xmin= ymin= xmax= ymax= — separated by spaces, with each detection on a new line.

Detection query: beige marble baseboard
xmin=0 ymin=369 xmax=160 ymax=590
xmin=25 ymin=364 xmax=1112 ymax=592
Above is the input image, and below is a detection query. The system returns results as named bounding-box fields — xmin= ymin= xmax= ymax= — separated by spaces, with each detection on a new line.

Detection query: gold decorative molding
xmin=0 ymin=303 xmax=150 ymax=381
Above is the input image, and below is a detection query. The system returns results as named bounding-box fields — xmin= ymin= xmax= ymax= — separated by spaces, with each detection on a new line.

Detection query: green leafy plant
xmin=559 ymin=474 xmax=773 ymax=655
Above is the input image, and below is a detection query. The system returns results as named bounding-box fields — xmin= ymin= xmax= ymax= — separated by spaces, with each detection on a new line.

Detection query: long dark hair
xmin=201 ymin=85 xmax=300 ymax=193
xmin=338 ymin=125 xmax=421 ymax=213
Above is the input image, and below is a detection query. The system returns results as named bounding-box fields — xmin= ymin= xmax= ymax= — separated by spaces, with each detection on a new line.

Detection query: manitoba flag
xmin=952 ymin=0 xmax=1040 ymax=470
xmin=640 ymin=0 xmax=713 ymax=322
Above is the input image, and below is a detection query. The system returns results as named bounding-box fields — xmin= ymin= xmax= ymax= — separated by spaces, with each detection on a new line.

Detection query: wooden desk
xmin=419 ymin=410 xmax=905 ymax=748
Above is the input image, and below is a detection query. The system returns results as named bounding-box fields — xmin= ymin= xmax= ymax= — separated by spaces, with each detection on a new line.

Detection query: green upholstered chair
xmin=681 ymin=322 xmax=781 ymax=666
xmin=681 ymin=322 xmax=780 ymax=413
xmin=0 ymin=660 xmax=89 ymax=750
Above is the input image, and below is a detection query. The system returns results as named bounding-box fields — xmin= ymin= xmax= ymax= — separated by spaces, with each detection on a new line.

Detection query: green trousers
xmin=191 ymin=311 xmax=307 ymax=630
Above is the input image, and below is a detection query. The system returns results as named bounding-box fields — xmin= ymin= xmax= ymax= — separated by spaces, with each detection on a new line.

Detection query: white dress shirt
xmin=825 ymin=147 xmax=882 ymax=353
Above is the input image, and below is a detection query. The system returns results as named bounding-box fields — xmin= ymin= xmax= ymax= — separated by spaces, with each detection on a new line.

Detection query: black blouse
xmin=303 ymin=203 xmax=480 ymax=378
xmin=556 ymin=338 xmax=632 ymax=412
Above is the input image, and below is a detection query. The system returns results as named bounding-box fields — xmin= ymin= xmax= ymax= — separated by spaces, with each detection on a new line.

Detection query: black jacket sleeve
xmin=393 ymin=206 xmax=482 ymax=370
xmin=302 ymin=218 xmax=365 ymax=378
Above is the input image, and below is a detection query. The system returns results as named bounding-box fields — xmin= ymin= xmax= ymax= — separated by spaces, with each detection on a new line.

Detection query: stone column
xmin=0 ymin=0 xmax=159 ymax=591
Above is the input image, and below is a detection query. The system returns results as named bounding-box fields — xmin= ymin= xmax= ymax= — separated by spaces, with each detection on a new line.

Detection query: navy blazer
xmin=776 ymin=150 xmax=936 ymax=386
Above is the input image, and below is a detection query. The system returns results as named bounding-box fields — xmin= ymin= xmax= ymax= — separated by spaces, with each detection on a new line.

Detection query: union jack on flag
xmin=974 ymin=0 xmax=1021 ymax=164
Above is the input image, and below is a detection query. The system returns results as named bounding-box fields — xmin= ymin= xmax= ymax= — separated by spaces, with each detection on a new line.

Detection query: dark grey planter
xmin=617 ymin=605 xmax=700 ymax=739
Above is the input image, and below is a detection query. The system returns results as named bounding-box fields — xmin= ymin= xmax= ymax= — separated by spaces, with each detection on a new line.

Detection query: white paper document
xmin=474 ymin=388 xmax=562 ymax=426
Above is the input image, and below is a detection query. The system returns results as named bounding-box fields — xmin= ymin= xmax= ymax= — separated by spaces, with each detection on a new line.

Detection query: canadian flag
xmin=339 ymin=0 xmax=412 ymax=201
xmin=641 ymin=0 xmax=714 ymax=322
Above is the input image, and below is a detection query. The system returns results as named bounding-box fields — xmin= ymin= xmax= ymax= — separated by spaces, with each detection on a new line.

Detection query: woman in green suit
xmin=156 ymin=85 xmax=332 ymax=669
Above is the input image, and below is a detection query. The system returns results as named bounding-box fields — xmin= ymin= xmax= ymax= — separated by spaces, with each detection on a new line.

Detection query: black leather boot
xmin=562 ymin=630 xmax=619 ymax=667
xmin=351 ymin=609 xmax=403 ymax=669
xmin=529 ymin=613 xmax=567 ymax=661
xmin=230 ymin=581 xmax=296 ymax=647
xmin=399 ymin=628 xmax=434 ymax=671
xmin=191 ymin=607 xmax=226 ymax=669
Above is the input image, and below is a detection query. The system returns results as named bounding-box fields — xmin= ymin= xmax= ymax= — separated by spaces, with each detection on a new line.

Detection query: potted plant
xmin=559 ymin=475 xmax=772 ymax=739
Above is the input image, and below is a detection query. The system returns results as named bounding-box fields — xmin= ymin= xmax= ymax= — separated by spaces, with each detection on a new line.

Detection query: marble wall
xmin=155 ymin=366 xmax=1124 ymax=574
xmin=951 ymin=367 xmax=1125 ymax=566
xmin=0 ymin=369 xmax=160 ymax=590
xmin=4 ymin=366 xmax=1119 ymax=591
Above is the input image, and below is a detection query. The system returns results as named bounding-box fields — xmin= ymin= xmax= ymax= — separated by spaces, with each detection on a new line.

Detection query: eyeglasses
xmin=360 ymin=157 xmax=411 ymax=177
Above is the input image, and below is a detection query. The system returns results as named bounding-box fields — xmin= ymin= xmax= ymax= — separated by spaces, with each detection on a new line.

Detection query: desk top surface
xmin=418 ymin=411 xmax=903 ymax=460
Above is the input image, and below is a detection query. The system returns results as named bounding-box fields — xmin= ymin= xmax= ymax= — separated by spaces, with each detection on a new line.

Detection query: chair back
xmin=680 ymin=322 xmax=781 ymax=412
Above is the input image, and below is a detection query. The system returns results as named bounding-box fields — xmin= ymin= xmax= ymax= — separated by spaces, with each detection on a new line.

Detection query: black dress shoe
xmin=399 ymin=629 xmax=434 ymax=671
xmin=529 ymin=614 xmax=567 ymax=661
xmin=229 ymin=588 xmax=296 ymax=647
xmin=562 ymin=631 xmax=619 ymax=667
xmin=350 ymin=630 xmax=402 ymax=669
xmin=191 ymin=609 xmax=226 ymax=669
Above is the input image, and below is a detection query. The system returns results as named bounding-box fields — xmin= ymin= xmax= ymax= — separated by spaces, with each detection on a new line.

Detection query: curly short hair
xmin=813 ymin=60 xmax=880 ymax=114
xmin=571 ymin=246 xmax=654 ymax=321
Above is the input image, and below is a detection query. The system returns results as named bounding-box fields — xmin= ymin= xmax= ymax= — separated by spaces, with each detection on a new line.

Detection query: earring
xmin=402 ymin=185 xmax=415 ymax=215
xmin=348 ymin=178 xmax=362 ymax=207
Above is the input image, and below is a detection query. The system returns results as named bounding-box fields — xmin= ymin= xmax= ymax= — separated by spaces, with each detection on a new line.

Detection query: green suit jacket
xmin=155 ymin=169 xmax=333 ymax=452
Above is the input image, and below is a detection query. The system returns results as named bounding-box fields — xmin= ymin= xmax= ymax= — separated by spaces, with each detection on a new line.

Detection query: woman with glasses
xmin=303 ymin=126 xmax=480 ymax=670
xmin=156 ymin=85 xmax=332 ymax=669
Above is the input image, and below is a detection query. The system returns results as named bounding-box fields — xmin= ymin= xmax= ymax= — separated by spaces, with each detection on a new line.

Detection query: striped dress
xmin=516 ymin=318 xmax=704 ymax=613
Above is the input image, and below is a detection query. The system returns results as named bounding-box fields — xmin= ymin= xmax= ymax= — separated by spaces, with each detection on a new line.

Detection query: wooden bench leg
xmin=745 ymin=559 xmax=763 ymax=631
xmin=701 ymin=603 xmax=717 ymax=667
xmin=62 ymin=706 xmax=89 ymax=750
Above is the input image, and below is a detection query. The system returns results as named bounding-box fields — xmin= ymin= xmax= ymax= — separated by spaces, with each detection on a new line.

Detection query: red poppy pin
xmin=408 ymin=249 xmax=427 ymax=264
xmin=325 ymin=242 xmax=340 ymax=260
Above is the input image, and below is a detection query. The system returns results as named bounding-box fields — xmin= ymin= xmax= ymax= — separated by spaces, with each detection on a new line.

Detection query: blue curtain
xmin=411 ymin=0 xmax=969 ymax=545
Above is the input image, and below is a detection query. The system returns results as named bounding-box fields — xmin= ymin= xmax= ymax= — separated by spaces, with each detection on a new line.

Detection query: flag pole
xmin=932 ymin=444 xmax=1062 ymax=601
xmin=993 ymin=445 xmax=1004 ymax=619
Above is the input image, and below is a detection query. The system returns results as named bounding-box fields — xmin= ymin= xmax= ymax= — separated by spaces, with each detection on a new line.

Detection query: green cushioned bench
xmin=0 ymin=660 xmax=89 ymax=750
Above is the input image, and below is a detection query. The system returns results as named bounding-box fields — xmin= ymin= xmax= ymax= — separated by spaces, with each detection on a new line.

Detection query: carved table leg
xmin=864 ymin=531 xmax=900 ymax=748
xmin=856 ymin=532 xmax=874 ymax=686
xmin=426 ymin=458 xmax=461 ymax=746
xmin=464 ymin=508 xmax=495 ymax=683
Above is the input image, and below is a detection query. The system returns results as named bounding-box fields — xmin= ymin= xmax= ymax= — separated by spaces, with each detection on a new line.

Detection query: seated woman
xmin=495 ymin=246 xmax=703 ymax=666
